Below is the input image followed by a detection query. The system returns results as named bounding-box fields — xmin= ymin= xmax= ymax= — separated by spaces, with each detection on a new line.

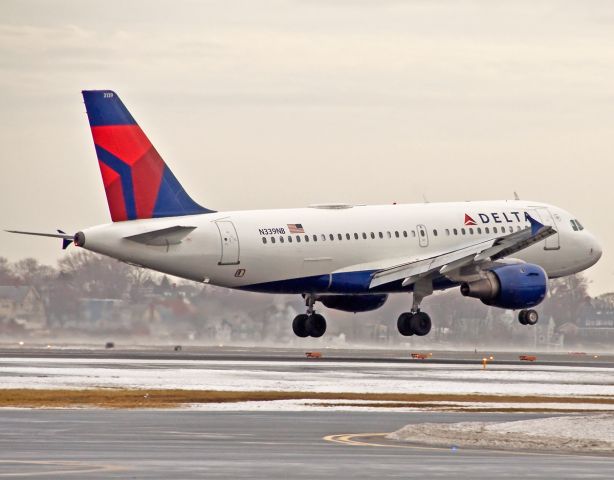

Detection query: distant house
xmin=0 ymin=286 xmax=46 ymax=330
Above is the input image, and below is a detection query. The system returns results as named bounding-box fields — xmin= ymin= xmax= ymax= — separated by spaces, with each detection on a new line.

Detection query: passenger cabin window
xmin=395 ymin=231 xmax=399 ymax=238
xmin=354 ymin=233 xmax=359 ymax=239
xmin=337 ymin=233 xmax=342 ymax=240
xmin=432 ymin=229 xmax=438 ymax=236
xmin=288 ymin=236 xmax=293 ymax=243
xmin=477 ymin=227 xmax=482 ymax=234
xmin=329 ymin=234 xmax=334 ymax=241
xmin=321 ymin=234 xmax=326 ymax=241
xmin=313 ymin=235 xmax=317 ymax=242
xmin=370 ymin=232 xmax=375 ymax=239
xmin=262 ymin=237 xmax=267 ymax=244
xmin=403 ymin=231 xmax=408 ymax=238
xmin=461 ymin=228 xmax=466 ymax=235
xmin=296 ymin=236 xmax=301 ymax=242
xmin=362 ymin=232 xmax=367 ymax=239
xmin=280 ymin=236 xmax=285 ymax=243
xmin=412 ymin=231 xmax=416 ymax=237
xmin=271 ymin=237 xmax=276 ymax=243
xmin=445 ymin=229 xmax=450 ymax=236
xmin=378 ymin=232 xmax=383 ymax=239
xmin=485 ymin=227 xmax=490 ymax=234
xmin=305 ymin=235 xmax=309 ymax=242
xmin=453 ymin=228 xmax=458 ymax=235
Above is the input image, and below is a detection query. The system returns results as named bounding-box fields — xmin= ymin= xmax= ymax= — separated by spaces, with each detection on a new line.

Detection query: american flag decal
xmin=287 ymin=223 xmax=304 ymax=234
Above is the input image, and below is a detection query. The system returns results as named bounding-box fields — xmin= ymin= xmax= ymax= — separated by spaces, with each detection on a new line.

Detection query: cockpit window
xmin=570 ymin=219 xmax=584 ymax=231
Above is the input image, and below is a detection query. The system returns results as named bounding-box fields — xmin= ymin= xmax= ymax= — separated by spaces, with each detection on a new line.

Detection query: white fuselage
xmin=77 ymin=200 xmax=601 ymax=296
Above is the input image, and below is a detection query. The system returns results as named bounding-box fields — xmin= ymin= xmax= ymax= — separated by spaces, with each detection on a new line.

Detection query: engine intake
xmin=460 ymin=263 xmax=547 ymax=310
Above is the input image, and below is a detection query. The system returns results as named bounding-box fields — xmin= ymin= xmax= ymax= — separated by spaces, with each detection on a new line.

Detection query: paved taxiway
xmin=0 ymin=410 xmax=612 ymax=479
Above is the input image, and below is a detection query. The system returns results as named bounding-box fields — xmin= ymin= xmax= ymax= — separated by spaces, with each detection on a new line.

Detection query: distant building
xmin=0 ymin=286 xmax=46 ymax=330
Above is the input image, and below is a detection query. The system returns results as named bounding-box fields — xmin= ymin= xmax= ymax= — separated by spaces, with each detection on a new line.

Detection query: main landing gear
xmin=397 ymin=286 xmax=432 ymax=337
xmin=397 ymin=310 xmax=432 ymax=336
xmin=518 ymin=309 xmax=539 ymax=326
xmin=292 ymin=295 xmax=327 ymax=338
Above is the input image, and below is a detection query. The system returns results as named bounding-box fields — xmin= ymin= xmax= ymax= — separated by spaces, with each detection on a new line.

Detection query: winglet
xmin=526 ymin=214 xmax=545 ymax=236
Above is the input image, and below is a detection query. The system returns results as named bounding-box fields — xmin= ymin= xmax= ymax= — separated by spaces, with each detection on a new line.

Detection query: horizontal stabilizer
xmin=124 ymin=225 xmax=196 ymax=246
xmin=6 ymin=230 xmax=74 ymax=240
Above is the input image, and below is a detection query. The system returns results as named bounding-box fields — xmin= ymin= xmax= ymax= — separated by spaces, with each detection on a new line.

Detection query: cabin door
xmin=215 ymin=220 xmax=240 ymax=265
xmin=531 ymin=208 xmax=560 ymax=250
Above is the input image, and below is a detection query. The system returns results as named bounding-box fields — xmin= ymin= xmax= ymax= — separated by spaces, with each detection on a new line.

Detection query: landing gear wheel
xmin=410 ymin=311 xmax=432 ymax=336
xmin=292 ymin=314 xmax=309 ymax=337
xmin=306 ymin=313 xmax=327 ymax=338
xmin=525 ymin=309 xmax=539 ymax=325
xmin=518 ymin=310 xmax=528 ymax=325
xmin=397 ymin=312 xmax=414 ymax=336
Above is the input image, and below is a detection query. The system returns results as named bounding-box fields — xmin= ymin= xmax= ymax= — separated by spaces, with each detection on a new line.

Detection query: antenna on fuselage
xmin=513 ymin=191 xmax=520 ymax=200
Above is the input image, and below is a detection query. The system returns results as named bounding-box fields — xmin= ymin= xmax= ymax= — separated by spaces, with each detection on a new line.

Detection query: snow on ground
xmin=388 ymin=414 xmax=614 ymax=453
xmin=1 ymin=358 xmax=614 ymax=399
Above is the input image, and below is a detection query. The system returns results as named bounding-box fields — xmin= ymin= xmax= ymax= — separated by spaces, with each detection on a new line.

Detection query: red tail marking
xmin=91 ymin=125 xmax=152 ymax=166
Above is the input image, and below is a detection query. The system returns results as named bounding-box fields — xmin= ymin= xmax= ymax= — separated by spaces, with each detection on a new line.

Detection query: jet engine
xmin=460 ymin=263 xmax=547 ymax=310
xmin=319 ymin=294 xmax=388 ymax=313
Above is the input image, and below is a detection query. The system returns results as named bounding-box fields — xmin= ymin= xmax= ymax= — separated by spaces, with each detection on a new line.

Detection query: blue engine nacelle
xmin=319 ymin=294 xmax=388 ymax=313
xmin=460 ymin=263 xmax=548 ymax=310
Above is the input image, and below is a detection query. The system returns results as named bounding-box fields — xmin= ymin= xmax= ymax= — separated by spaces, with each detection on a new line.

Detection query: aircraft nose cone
xmin=591 ymin=238 xmax=603 ymax=261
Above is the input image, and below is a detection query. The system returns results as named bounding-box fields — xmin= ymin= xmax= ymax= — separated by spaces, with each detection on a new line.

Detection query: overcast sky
xmin=1 ymin=0 xmax=613 ymax=294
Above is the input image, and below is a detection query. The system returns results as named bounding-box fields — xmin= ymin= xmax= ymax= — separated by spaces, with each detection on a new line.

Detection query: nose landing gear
xmin=292 ymin=295 xmax=327 ymax=338
xmin=518 ymin=309 xmax=539 ymax=326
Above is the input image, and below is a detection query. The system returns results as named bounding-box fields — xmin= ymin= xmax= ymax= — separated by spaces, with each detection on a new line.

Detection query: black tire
xmin=410 ymin=312 xmax=432 ymax=336
xmin=525 ymin=309 xmax=539 ymax=325
xmin=518 ymin=310 xmax=528 ymax=325
xmin=292 ymin=314 xmax=309 ymax=337
xmin=397 ymin=312 xmax=414 ymax=336
xmin=306 ymin=313 xmax=327 ymax=338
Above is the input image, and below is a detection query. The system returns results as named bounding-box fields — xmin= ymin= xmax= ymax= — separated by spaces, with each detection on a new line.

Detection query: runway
xmin=0 ymin=410 xmax=612 ymax=479
xmin=1 ymin=345 xmax=612 ymax=368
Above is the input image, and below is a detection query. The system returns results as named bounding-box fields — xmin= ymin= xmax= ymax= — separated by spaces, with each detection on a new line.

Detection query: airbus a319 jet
xmin=9 ymin=91 xmax=603 ymax=339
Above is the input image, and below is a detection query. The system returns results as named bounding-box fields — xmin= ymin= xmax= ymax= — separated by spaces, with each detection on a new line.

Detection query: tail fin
xmin=82 ymin=90 xmax=213 ymax=222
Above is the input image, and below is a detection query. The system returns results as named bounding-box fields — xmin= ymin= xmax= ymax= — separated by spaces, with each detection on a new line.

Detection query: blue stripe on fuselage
xmin=239 ymin=270 xmax=458 ymax=294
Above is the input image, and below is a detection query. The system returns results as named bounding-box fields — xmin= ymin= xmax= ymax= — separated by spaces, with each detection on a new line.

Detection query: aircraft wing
xmin=369 ymin=215 xmax=556 ymax=289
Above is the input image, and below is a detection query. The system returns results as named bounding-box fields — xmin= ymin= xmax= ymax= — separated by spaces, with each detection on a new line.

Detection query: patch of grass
xmin=0 ymin=389 xmax=613 ymax=409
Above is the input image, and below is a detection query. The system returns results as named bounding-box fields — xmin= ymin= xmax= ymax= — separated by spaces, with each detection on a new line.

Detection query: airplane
xmin=8 ymin=90 xmax=603 ymax=339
